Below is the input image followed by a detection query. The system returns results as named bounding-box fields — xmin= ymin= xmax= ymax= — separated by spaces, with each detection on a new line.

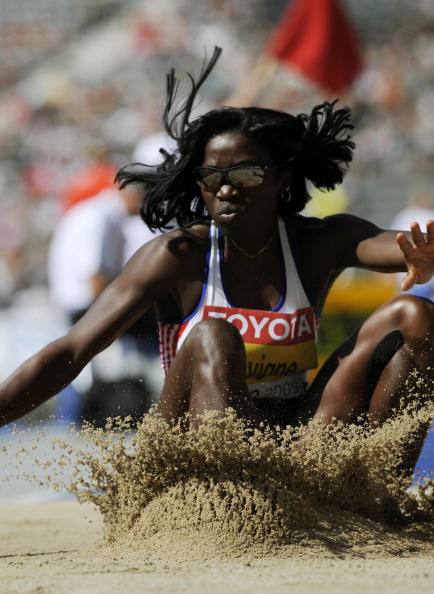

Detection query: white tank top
xmin=158 ymin=219 xmax=318 ymax=399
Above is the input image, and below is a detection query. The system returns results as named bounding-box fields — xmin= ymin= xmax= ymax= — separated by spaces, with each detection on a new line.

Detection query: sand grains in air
xmin=5 ymin=373 xmax=433 ymax=564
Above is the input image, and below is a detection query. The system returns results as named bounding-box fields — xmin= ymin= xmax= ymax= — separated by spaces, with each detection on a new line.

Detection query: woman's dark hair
xmin=116 ymin=47 xmax=355 ymax=231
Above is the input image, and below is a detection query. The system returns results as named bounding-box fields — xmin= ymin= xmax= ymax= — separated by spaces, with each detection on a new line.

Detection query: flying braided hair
xmin=116 ymin=47 xmax=355 ymax=229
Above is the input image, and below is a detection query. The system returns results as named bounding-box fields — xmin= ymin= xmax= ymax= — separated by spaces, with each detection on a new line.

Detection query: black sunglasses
xmin=194 ymin=164 xmax=277 ymax=193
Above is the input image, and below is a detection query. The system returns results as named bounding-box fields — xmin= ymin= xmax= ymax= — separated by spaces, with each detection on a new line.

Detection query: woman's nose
xmin=216 ymin=184 xmax=240 ymax=199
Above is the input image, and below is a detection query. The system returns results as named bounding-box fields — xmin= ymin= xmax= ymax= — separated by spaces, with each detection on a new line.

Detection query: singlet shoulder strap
xmin=206 ymin=221 xmax=227 ymax=306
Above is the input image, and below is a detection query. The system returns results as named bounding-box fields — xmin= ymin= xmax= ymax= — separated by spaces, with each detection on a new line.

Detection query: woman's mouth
xmin=219 ymin=206 xmax=243 ymax=216
xmin=219 ymin=210 xmax=242 ymax=222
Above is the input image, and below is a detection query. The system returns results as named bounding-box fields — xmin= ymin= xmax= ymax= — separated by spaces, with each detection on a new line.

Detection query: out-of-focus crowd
xmin=1 ymin=0 xmax=434 ymax=298
xmin=0 ymin=0 xmax=283 ymax=299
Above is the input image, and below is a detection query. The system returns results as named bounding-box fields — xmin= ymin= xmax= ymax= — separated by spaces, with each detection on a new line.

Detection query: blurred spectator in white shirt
xmin=48 ymin=184 xmax=142 ymax=320
xmin=47 ymin=131 xmax=178 ymax=425
xmin=48 ymin=182 xmax=164 ymax=425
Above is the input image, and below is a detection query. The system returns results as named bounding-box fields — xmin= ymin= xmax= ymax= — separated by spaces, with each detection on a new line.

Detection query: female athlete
xmin=1 ymin=48 xmax=433 ymax=428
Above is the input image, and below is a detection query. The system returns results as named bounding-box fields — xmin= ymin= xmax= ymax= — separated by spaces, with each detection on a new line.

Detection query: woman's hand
xmin=396 ymin=220 xmax=434 ymax=290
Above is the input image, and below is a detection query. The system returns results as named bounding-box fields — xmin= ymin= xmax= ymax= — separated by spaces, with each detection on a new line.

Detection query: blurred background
xmin=1 ymin=0 xmax=434 ymax=427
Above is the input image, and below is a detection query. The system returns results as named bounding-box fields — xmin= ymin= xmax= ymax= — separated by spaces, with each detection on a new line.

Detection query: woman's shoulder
xmin=130 ymin=219 xmax=210 ymax=276
xmin=284 ymin=214 xmax=332 ymax=242
xmin=288 ymin=213 xmax=377 ymax=237
xmin=119 ymin=219 xmax=210 ymax=293
xmin=285 ymin=213 xmax=382 ymax=266
xmin=156 ymin=219 xmax=210 ymax=255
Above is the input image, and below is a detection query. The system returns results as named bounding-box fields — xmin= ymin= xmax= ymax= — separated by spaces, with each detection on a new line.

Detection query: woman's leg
xmin=306 ymin=295 xmax=434 ymax=424
xmin=158 ymin=318 xmax=255 ymax=423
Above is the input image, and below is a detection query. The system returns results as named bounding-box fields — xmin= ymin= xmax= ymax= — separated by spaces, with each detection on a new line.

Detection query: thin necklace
xmin=229 ymin=230 xmax=276 ymax=260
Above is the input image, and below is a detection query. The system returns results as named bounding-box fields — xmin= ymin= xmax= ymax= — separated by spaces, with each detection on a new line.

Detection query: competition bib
xmin=203 ymin=305 xmax=318 ymax=385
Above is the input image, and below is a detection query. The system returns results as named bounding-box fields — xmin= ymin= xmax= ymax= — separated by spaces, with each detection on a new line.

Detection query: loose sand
xmin=1 ymin=391 xmax=433 ymax=594
xmin=0 ymin=501 xmax=433 ymax=594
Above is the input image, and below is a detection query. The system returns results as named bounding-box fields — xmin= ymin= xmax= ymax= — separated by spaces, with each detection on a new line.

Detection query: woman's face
xmin=198 ymin=131 xmax=288 ymax=233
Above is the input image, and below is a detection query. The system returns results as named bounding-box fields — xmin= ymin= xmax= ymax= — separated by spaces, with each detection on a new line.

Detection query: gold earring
xmin=281 ymin=185 xmax=291 ymax=203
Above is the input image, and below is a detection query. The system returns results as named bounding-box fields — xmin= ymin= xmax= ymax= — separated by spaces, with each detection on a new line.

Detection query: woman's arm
xmin=327 ymin=214 xmax=434 ymax=289
xmin=0 ymin=236 xmax=179 ymax=426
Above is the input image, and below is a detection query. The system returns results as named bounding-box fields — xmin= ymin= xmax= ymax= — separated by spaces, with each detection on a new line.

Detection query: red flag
xmin=267 ymin=0 xmax=363 ymax=95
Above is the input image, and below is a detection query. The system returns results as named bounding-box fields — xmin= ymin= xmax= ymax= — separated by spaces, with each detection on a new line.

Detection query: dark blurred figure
xmin=48 ymin=182 xmax=164 ymax=426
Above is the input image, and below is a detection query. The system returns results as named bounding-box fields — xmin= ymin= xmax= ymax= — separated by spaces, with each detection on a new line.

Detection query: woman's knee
xmin=379 ymin=295 xmax=434 ymax=337
xmin=390 ymin=293 xmax=433 ymax=323
xmin=182 ymin=318 xmax=245 ymax=362
xmin=368 ymin=294 xmax=434 ymax=374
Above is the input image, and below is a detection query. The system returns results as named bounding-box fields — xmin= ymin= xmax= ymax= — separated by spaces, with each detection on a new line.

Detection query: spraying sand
xmin=1 ymin=386 xmax=433 ymax=593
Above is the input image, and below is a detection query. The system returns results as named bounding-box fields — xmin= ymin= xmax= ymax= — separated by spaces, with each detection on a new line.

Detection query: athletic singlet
xmin=158 ymin=218 xmax=319 ymax=399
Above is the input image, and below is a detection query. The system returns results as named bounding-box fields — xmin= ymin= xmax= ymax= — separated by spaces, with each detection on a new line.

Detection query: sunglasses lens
xmin=195 ymin=166 xmax=266 ymax=192
xmin=195 ymin=169 xmax=222 ymax=192
xmin=229 ymin=167 xmax=265 ymax=188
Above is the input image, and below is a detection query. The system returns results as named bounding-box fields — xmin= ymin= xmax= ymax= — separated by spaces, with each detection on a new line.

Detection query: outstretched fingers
xmin=409 ymin=221 xmax=426 ymax=247
xmin=396 ymin=228 xmax=418 ymax=290
xmin=426 ymin=219 xmax=434 ymax=243
xmin=396 ymin=231 xmax=414 ymax=257
xmin=400 ymin=268 xmax=417 ymax=291
xmin=396 ymin=220 xmax=434 ymax=290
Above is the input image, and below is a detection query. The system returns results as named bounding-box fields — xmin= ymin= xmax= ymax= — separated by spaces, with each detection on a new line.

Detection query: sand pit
xmin=0 ymin=501 xmax=433 ymax=594
xmin=1 ymin=396 xmax=433 ymax=594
